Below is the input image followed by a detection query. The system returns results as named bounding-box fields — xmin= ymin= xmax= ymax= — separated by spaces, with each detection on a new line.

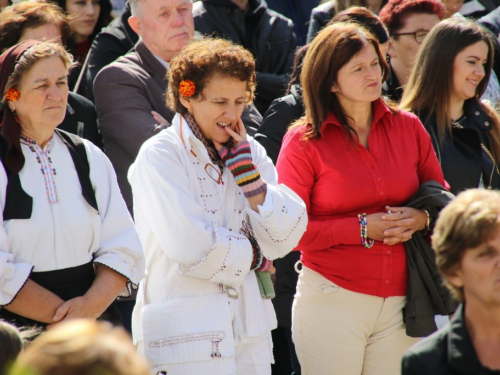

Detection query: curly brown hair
xmin=167 ymin=37 xmax=256 ymax=115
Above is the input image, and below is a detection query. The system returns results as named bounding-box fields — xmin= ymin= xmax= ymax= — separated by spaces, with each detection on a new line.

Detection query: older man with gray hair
xmin=94 ymin=0 xmax=262 ymax=214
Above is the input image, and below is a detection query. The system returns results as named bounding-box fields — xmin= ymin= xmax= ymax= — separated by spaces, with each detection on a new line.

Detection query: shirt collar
xmin=320 ymin=99 xmax=393 ymax=134
xmin=152 ymin=52 xmax=170 ymax=70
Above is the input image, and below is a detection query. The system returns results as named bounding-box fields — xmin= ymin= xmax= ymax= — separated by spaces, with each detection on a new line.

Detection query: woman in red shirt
xmin=277 ymin=23 xmax=444 ymax=374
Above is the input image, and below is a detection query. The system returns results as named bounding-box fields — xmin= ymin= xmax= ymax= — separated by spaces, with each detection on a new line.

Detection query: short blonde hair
xmin=9 ymin=320 xmax=150 ymax=375
xmin=3 ymin=41 xmax=74 ymax=103
xmin=432 ymin=189 xmax=500 ymax=302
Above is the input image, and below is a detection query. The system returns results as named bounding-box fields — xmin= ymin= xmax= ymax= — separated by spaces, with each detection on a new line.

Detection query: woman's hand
xmin=151 ymin=110 xmax=169 ymax=132
xmin=379 ymin=206 xmax=428 ymax=245
xmin=213 ymin=118 xmax=246 ymax=150
xmin=215 ymin=118 xmax=266 ymax=212
xmin=365 ymin=212 xmax=405 ymax=241
xmin=49 ymin=264 xmax=127 ymax=328
xmin=51 ymin=295 xmax=101 ymax=325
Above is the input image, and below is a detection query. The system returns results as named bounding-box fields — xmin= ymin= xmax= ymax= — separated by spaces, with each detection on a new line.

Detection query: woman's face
xmin=66 ymin=0 xmax=101 ymax=42
xmin=452 ymin=41 xmax=488 ymax=103
xmin=8 ymin=56 xmax=69 ymax=135
xmin=448 ymin=223 xmax=500 ymax=307
xmin=331 ymin=43 xmax=382 ymax=106
xmin=180 ymin=73 xmax=247 ymax=144
xmin=387 ymin=13 xmax=441 ymax=78
xmin=18 ymin=23 xmax=63 ymax=45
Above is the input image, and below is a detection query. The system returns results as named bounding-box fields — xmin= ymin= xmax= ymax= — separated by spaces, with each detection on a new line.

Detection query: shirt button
xmin=385 ymin=279 xmax=390 ymax=284
xmin=380 ymin=191 xmax=384 ymax=195
xmin=377 ymin=178 xmax=381 ymax=182
xmin=387 ymin=264 xmax=391 ymax=269
xmin=387 ymin=250 xmax=391 ymax=254
xmin=485 ymin=121 xmax=490 ymax=126
xmin=475 ymin=111 xmax=480 ymax=116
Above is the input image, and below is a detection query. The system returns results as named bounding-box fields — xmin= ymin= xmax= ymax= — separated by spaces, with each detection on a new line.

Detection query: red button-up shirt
xmin=277 ymin=100 xmax=444 ymax=297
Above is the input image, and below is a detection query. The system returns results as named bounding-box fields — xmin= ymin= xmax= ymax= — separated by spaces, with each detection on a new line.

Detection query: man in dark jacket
xmin=84 ymin=1 xmax=139 ymax=103
xmin=402 ymin=189 xmax=500 ymax=374
xmin=193 ymin=0 xmax=296 ymax=115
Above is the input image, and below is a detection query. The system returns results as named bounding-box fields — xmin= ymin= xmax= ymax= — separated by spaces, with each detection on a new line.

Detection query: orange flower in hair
xmin=179 ymin=80 xmax=196 ymax=97
xmin=5 ymin=88 xmax=20 ymax=101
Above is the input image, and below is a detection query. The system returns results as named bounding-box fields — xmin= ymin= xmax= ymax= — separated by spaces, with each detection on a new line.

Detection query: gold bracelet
xmin=422 ymin=209 xmax=430 ymax=234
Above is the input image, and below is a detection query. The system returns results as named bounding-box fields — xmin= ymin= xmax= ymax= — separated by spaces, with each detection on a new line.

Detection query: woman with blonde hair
xmin=401 ymin=18 xmax=500 ymax=195
xmin=9 ymin=320 xmax=150 ymax=375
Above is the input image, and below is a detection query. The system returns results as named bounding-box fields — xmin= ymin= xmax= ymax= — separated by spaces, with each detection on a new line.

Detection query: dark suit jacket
xmin=59 ymin=92 xmax=102 ymax=149
xmin=94 ymin=40 xmax=262 ymax=213
xmin=402 ymin=304 xmax=500 ymax=374
xmin=84 ymin=2 xmax=139 ymax=103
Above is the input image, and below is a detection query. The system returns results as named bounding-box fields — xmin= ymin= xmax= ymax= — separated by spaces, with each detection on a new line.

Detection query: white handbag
xmin=141 ymin=291 xmax=235 ymax=369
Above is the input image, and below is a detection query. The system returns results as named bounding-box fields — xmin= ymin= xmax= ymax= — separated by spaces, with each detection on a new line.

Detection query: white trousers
xmin=292 ymin=267 xmax=419 ymax=375
xmin=137 ymin=334 xmax=273 ymax=375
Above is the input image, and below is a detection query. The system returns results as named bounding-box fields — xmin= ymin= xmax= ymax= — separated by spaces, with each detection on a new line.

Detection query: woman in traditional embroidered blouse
xmin=0 ymin=41 xmax=144 ymax=329
xmin=128 ymin=38 xmax=307 ymax=375
xmin=401 ymin=18 xmax=500 ymax=195
xmin=277 ymin=23 xmax=445 ymax=374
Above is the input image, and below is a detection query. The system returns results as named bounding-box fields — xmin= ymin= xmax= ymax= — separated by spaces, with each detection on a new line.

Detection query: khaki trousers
xmin=292 ymin=267 xmax=419 ymax=375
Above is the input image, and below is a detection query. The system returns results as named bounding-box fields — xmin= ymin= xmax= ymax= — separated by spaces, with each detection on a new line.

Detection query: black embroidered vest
xmin=0 ymin=129 xmax=98 ymax=220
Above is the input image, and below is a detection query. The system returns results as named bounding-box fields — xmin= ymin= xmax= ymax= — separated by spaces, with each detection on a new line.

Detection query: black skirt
xmin=0 ymin=262 xmax=122 ymax=329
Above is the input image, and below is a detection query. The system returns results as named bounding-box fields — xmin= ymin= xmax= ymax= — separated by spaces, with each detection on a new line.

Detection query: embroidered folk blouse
xmin=129 ymin=113 xmax=307 ymax=360
xmin=0 ymin=133 xmax=145 ymax=306
xmin=277 ymin=100 xmax=444 ymax=297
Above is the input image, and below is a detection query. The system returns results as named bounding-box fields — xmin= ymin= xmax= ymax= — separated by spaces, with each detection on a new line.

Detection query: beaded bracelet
xmin=358 ymin=213 xmax=374 ymax=249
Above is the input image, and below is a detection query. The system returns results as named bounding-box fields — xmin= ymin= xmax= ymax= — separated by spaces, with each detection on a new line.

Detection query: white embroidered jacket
xmin=129 ymin=113 xmax=307 ymax=364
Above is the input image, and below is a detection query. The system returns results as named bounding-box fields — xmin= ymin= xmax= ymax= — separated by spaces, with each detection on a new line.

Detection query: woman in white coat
xmin=129 ymin=38 xmax=308 ymax=375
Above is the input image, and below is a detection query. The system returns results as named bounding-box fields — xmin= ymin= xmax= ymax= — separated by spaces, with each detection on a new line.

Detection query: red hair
xmin=379 ymin=0 xmax=445 ymax=35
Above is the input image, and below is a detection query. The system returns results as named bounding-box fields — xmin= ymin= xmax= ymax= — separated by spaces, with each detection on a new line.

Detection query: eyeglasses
xmin=205 ymin=163 xmax=223 ymax=185
xmin=392 ymin=30 xmax=429 ymax=44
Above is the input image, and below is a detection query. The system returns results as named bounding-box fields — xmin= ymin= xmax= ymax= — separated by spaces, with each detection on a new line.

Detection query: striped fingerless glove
xmin=219 ymin=140 xmax=267 ymax=198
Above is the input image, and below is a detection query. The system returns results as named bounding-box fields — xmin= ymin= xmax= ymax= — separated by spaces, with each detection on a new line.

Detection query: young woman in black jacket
xmin=401 ymin=18 xmax=500 ymax=195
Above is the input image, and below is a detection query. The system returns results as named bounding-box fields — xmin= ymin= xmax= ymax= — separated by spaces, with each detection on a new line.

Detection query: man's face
xmin=129 ymin=0 xmax=194 ymax=62
xmin=449 ymin=223 xmax=500 ymax=308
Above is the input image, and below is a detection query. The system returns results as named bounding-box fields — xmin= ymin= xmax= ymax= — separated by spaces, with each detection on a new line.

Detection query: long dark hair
xmin=292 ymin=22 xmax=391 ymax=141
xmin=53 ymin=0 xmax=112 ymax=42
xmin=400 ymin=18 xmax=500 ymax=163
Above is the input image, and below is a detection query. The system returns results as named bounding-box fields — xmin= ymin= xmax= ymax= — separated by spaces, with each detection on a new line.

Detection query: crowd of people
xmin=0 ymin=0 xmax=500 ymax=374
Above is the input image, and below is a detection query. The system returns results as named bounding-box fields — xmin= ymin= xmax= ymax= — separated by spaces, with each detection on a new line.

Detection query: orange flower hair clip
xmin=5 ymin=88 xmax=20 ymax=102
xmin=179 ymin=79 xmax=196 ymax=97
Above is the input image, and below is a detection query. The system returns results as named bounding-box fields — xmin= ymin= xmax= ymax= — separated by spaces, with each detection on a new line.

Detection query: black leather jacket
xmin=416 ymin=99 xmax=500 ymax=195
xmin=193 ymin=0 xmax=296 ymax=115
xmin=306 ymin=1 xmax=336 ymax=44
